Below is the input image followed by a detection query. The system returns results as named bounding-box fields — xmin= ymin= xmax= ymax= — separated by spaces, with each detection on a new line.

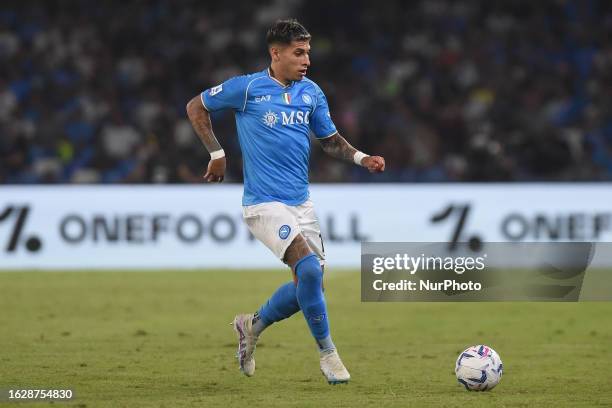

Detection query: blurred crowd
xmin=1 ymin=0 xmax=611 ymax=184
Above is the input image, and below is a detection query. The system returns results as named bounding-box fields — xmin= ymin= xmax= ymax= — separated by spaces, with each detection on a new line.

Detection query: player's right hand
xmin=362 ymin=155 xmax=385 ymax=173
xmin=204 ymin=157 xmax=226 ymax=183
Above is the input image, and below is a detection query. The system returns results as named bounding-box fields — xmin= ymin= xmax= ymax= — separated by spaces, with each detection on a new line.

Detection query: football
xmin=455 ymin=345 xmax=503 ymax=391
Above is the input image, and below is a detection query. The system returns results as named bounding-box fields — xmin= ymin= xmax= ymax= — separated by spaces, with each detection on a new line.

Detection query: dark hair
xmin=266 ymin=19 xmax=311 ymax=46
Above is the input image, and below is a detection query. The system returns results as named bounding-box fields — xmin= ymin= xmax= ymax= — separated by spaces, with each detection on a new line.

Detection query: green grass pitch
xmin=1 ymin=270 xmax=611 ymax=407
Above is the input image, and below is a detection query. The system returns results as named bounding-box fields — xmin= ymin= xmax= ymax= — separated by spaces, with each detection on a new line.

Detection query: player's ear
xmin=269 ymin=45 xmax=281 ymax=62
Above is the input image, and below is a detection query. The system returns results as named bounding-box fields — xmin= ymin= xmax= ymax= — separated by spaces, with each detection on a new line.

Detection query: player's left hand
xmin=362 ymin=156 xmax=385 ymax=173
xmin=204 ymin=157 xmax=226 ymax=183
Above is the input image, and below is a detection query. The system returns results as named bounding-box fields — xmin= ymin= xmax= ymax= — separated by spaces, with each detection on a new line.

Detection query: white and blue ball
xmin=455 ymin=345 xmax=503 ymax=391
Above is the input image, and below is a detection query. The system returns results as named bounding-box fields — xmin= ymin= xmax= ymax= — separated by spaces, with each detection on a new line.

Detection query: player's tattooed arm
xmin=318 ymin=133 xmax=357 ymax=162
xmin=186 ymin=95 xmax=226 ymax=182
xmin=186 ymin=95 xmax=222 ymax=153
xmin=319 ymin=133 xmax=386 ymax=172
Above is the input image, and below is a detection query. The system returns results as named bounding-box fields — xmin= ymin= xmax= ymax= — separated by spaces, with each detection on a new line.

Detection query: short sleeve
xmin=309 ymin=86 xmax=337 ymax=139
xmin=201 ymin=75 xmax=249 ymax=112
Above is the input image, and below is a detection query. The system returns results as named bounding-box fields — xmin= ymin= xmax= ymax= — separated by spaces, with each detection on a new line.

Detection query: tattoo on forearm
xmin=186 ymin=96 xmax=222 ymax=153
xmin=319 ymin=133 xmax=357 ymax=162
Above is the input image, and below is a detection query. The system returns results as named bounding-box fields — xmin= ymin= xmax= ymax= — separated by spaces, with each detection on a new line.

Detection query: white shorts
xmin=242 ymin=199 xmax=325 ymax=266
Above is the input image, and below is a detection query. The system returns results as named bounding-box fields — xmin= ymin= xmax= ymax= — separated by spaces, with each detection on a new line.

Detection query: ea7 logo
xmin=255 ymin=95 xmax=271 ymax=102
xmin=209 ymin=84 xmax=223 ymax=96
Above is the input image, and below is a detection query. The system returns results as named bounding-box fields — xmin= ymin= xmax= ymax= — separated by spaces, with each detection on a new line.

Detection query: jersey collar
xmin=266 ymin=67 xmax=294 ymax=89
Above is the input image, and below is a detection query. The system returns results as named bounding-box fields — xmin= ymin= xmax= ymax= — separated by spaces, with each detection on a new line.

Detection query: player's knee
xmin=295 ymin=253 xmax=322 ymax=284
xmin=284 ymin=234 xmax=313 ymax=268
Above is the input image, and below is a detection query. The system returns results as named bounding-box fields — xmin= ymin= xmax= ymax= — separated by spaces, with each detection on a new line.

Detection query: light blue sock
xmin=295 ymin=253 xmax=335 ymax=351
xmin=253 ymin=281 xmax=300 ymax=336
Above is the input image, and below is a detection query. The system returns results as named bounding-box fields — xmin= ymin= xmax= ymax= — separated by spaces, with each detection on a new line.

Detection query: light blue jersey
xmin=201 ymin=68 xmax=337 ymax=206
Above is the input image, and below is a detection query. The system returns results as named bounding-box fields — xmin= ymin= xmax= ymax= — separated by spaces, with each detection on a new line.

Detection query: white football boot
xmin=320 ymin=350 xmax=350 ymax=385
xmin=232 ymin=314 xmax=258 ymax=377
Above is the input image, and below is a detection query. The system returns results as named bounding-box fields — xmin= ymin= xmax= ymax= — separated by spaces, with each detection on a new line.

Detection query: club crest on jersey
xmin=262 ymin=110 xmax=279 ymax=127
xmin=279 ymin=225 xmax=291 ymax=240
xmin=282 ymin=93 xmax=291 ymax=104
xmin=302 ymin=94 xmax=312 ymax=105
